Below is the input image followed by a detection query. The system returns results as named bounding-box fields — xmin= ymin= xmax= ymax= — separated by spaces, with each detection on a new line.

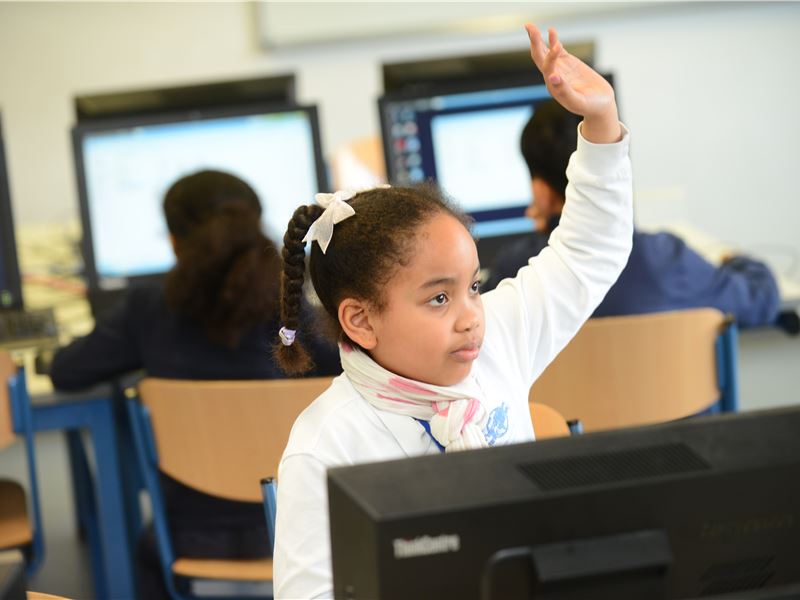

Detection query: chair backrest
xmin=529 ymin=308 xmax=734 ymax=432
xmin=0 ymin=353 xmax=16 ymax=449
xmin=136 ymin=376 xmax=333 ymax=503
xmin=529 ymin=403 xmax=570 ymax=439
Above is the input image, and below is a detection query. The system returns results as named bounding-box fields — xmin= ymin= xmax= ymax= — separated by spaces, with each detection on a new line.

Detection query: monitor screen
xmin=0 ymin=114 xmax=23 ymax=310
xmin=72 ymin=104 xmax=327 ymax=295
xmin=328 ymin=406 xmax=800 ymax=600
xmin=379 ymin=78 xmax=553 ymax=240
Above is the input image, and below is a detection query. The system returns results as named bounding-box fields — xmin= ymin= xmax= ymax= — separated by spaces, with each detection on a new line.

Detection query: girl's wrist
xmin=581 ymin=107 xmax=622 ymax=144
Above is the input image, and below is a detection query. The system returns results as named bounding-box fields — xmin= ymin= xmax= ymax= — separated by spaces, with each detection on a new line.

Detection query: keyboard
xmin=0 ymin=308 xmax=59 ymax=350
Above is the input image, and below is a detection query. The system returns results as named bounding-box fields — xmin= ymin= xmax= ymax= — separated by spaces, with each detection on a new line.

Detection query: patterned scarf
xmin=340 ymin=344 xmax=489 ymax=452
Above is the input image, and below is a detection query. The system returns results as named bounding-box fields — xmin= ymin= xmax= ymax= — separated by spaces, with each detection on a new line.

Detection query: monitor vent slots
xmin=518 ymin=443 xmax=711 ymax=491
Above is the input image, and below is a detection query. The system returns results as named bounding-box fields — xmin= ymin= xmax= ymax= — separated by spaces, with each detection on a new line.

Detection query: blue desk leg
xmin=88 ymin=399 xmax=137 ymax=599
xmin=33 ymin=399 xmax=138 ymax=600
xmin=111 ymin=393 xmax=144 ymax=544
xmin=66 ymin=432 xmax=89 ymax=541
xmin=66 ymin=431 xmax=106 ymax=598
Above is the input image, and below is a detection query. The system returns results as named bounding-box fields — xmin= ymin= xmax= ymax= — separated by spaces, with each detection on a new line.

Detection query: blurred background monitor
xmin=329 ymin=406 xmax=800 ymax=600
xmin=0 ymin=113 xmax=24 ymax=311
xmin=379 ymin=76 xmax=550 ymax=238
xmin=72 ymin=102 xmax=327 ymax=316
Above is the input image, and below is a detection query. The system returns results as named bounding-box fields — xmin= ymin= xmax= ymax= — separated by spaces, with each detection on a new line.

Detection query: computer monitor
xmin=379 ymin=75 xmax=550 ymax=236
xmin=328 ymin=406 xmax=800 ymax=600
xmin=0 ymin=114 xmax=23 ymax=310
xmin=72 ymin=103 xmax=327 ymax=314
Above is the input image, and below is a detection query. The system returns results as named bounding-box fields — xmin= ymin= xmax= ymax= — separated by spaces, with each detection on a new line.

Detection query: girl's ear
xmin=338 ymin=298 xmax=377 ymax=349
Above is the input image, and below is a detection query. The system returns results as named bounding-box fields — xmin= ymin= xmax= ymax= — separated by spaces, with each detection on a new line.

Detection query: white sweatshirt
xmin=274 ymin=124 xmax=633 ymax=599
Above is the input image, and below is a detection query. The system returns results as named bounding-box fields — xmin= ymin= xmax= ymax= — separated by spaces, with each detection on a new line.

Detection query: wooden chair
xmin=529 ymin=403 xmax=571 ymax=439
xmin=0 ymin=352 xmax=44 ymax=576
xmin=127 ymin=376 xmax=333 ymax=599
xmin=529 ymin=308 xmax=738 ymax=433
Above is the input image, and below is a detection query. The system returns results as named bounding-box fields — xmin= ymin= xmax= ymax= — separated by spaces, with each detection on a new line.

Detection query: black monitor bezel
xmin=71 ymin=101 xmax=328 ymax=310
xmin=74 ymin=73 xmax=297 ymax=123
xmin=0 ymin=113 xmax=24 ymax=311
xmin=381 ymin=43 xmax=595 ymax=96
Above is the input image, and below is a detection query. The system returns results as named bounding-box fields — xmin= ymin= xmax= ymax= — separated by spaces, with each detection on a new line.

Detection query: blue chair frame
xmin=715 ymin=320 xmax=739 ymax=413
xmin=260 ymin=478 xmax=277 ymax=554
xmin=6 ymin=367 xmax=45 ymax=577
xmin=126 ymin=395 xmax=193 ymax=600
xmin=696 ymin=320 xmax=739 ymax=417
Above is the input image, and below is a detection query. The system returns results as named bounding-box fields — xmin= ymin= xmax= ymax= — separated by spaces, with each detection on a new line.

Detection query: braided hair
xmin=275 ymin=184 xmax=470 ymax=375
xmin=276 ymin=204 xmax=324 ymax=374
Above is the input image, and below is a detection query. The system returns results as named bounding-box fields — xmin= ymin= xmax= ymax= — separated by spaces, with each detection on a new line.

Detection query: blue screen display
xmin=381 ymin=83 xmax=552 ymax=238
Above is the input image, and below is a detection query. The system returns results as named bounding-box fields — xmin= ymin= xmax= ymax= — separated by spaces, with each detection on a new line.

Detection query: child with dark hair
xmin=49 ymin=169 xmax=340 ymax=599
xmin=484 ymin=99 xmax=780 ymax=327
xmin=272 ymin=24 xmax=632 ymax=598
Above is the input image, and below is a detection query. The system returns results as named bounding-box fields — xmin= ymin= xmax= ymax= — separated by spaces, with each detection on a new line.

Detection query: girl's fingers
xmin=542 ymin=45 xmax=561 ymax=80
xmin=548 ymin=28 xmax=560 ymax=51
xmin=525 ymin=24 xmax=547 ymax=69
xmin=528 ymin=23 xmax=569 ymax=89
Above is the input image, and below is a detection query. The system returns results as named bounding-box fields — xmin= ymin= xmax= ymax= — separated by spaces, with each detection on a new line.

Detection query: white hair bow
xmin=302 ymin=189 xmax=357 ymax=254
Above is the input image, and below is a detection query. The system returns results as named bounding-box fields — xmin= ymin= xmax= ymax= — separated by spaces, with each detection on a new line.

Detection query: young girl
xmin=272 ymin=24 xmax=632 ymax=599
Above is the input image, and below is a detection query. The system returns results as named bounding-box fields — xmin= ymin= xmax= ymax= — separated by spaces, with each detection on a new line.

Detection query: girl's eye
xmin=470 ymin=280 xmax=481 ymax=294
xmin=428 ymin=293 xmax=448 ymax=307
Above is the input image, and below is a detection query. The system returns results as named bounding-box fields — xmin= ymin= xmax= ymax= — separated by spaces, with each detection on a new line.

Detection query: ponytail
xmin=275 ymin=204 xmax=324 ymax=375
xmin=165 ymin=202 xmax=280 ymax=347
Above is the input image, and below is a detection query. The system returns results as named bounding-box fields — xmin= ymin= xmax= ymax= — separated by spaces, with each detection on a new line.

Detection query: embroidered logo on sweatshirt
xmin=483 ymin=402 xmax=509 ymax=445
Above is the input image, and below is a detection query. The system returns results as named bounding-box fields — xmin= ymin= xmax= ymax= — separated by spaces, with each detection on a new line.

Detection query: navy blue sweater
xmin=486 ymin=228 xmax=780 ymax=328
xmin=50 ymin=281 xmax=340 ymax=389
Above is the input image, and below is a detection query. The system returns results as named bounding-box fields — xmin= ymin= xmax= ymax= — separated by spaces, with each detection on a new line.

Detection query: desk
xmin=29 ymin=384 xmax=139 ymax=600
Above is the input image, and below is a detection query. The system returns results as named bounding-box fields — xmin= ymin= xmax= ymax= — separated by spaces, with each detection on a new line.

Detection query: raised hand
xmin=526 ymin=24 xmax=621 ymax=143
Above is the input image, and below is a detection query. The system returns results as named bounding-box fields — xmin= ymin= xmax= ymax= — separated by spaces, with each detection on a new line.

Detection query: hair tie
xmin=279 ymin=326 xmax=297 ymax=346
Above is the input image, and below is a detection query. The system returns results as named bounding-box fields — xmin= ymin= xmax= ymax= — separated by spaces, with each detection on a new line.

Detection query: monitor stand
xmin=482 ymin=529 xmax=672 ymax=600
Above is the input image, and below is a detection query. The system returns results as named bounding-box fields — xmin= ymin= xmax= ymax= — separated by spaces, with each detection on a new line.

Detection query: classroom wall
xmin=0 ymin=1 xmax=798 ymax=406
